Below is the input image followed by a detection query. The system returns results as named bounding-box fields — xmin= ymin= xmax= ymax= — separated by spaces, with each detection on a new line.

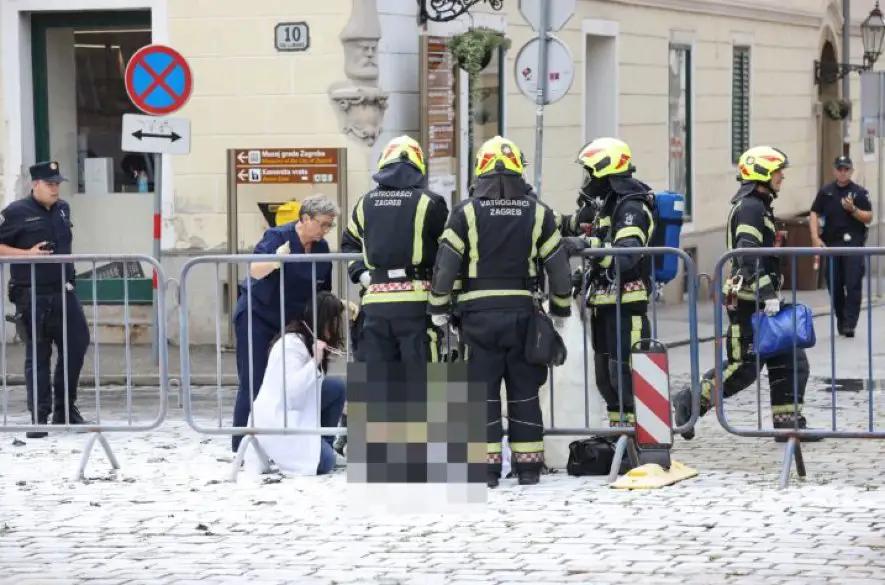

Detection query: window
xmin=75 ymin=28 xmax=153 ymax=192
xmin=731 ymin=46 xmax=751 ymax=164
xmin=668 ymin=44 xmax=693 ymax=219
xmin=32 ymin=11 xmax=152 ymax=193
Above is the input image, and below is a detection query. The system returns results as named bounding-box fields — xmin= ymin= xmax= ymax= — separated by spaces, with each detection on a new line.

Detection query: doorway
xmin=817 ymin=40 xmax=842 ymax=187
xmin=31 ymin=10 xmax=153 ymax=304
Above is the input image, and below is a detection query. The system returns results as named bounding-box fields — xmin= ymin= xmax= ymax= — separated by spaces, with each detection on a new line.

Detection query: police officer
xmin=428 ymin=136 xmax=572 ymax=488
xmin=673 ymin=146 xmax=820 ymax=441
xmin=341 ymin=135 xmax=448 ymax=362
xmin=563 ymin=138 xmax=655 ymax=429
xmin=231 ymin=194 xmax=339 ymax=453
xmin=0 ymin=161 xmax=90 ymax=439
xmin=809 ymin=155 xmax=873 ymax=337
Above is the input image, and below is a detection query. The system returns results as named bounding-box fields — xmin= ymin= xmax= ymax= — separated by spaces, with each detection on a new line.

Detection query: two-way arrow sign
xmin=121 ymin=114 xmax=191 ymax=155
xmin=132 ymin=129 xmax=181 ymax=142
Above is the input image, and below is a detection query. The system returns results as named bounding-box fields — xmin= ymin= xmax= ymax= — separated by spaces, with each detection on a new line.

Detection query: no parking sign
xmin=124 ymin=44 xmax=193 ymax=116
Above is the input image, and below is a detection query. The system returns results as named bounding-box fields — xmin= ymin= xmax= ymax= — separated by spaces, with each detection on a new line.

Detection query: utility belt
xmin=462 ymin=277 xmax=537 ymax=292
xmin=823 ymin=230 xmax=867 ymax=246
xmin=370 ymin=266 xmax=432 ymax=284
xmin=8 ymin=282 xmax=69 ymax=304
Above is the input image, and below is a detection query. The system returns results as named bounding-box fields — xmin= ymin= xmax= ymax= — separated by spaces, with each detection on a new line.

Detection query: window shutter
xmin=732 ymin=47 xmax=751 ymax=164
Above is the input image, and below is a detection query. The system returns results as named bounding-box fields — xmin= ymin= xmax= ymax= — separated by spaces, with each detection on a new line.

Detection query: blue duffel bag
xmin=751 ymin=303 xmax=816 ymax=359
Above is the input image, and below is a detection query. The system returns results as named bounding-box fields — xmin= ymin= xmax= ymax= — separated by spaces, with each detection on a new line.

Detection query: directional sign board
xmin=125 ymin=44 xmax=193 ymax=116
xmin=234 ymin=148 xmax=339 ymax=184
xmin=122 ymin=113 xmax=191 ymax=155
xmin=514 ymin=36 xmax=575 ymax=105
xmin=519 ymin=0 xmax=575 ymax=32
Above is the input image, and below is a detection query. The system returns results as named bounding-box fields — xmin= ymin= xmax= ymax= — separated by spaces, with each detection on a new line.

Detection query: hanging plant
xmin=823 ymin=98 xmax=852 ymax=120
xmin=448 ymin=28 xmax=511 ymax=168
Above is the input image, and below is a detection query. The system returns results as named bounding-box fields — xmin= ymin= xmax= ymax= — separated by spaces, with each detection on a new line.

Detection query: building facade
xmin=0 ymin=0 xmax=876 ymax=342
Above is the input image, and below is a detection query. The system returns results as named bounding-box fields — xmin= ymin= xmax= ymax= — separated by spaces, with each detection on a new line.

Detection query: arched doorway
xmin=818 ymin=40 xmax=842 ymax=188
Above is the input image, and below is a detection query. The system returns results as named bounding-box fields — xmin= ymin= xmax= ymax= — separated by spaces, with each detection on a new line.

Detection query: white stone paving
xmin=2 ymin=380 xmax=885 ymax=585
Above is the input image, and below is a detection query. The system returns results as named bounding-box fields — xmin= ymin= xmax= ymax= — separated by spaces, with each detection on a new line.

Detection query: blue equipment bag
xmin=751 ymin=303 xmax=816 ymax=359
xmin=610 ymin=190 xmax=685 ymax=285
xmin=650 ymin=191 xmax=685 ymax=284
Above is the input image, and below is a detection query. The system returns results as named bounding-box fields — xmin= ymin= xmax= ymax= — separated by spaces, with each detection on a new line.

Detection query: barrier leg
xmin=228 ymin=435 xmax=271 ymax=482
xmin=74 ymin=431 xmax=120 ymax=482
xmin=778 ymin=437 xmax=806 ymax=490
xmin=606 ymin=433 xmax=634 ymax=483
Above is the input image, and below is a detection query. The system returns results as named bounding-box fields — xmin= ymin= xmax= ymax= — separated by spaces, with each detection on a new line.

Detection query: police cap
xmin=834 ymin=155 xmax=853 ymax=169
xmin=29 ymin=160 xmax=68 ymax=183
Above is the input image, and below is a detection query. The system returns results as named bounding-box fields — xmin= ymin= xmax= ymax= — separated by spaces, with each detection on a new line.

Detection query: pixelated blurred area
xmin=345 ymin=362 xmax=485 ymax=486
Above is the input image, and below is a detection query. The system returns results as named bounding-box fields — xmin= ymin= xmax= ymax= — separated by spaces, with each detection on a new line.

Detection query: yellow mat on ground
xmin=611 ymin=460 xmax=698 ymax=490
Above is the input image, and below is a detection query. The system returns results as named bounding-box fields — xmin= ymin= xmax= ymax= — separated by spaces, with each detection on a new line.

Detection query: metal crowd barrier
xmin=544 ymin=247 xmax=701 ymax=480
xmin=178 ymin=253 xmax=358 ymax=481
xmin=711 ymin=246 xmax=883 ymax=489
xmin=0 ymin=254 xmax=168 ymax=480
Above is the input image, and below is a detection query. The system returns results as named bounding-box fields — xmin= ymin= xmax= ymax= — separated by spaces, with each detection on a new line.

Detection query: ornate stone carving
xmin=329 ymin=0 xmax=388 ymax=147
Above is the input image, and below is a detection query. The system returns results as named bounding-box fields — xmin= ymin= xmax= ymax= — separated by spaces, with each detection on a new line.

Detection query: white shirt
xmin=244 ymin=333 xmax=325 ymax=476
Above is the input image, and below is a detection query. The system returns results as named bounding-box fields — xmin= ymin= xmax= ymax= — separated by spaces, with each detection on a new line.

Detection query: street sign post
xmin=516 ymin=0 xmax=576 ymax=198
xmin=123 ymin=44 xmax=194 ymax=365
xmin=861 ymin=71 xmax=885 ymax=297
xmin=519 ymin=0 xmax=575 ymax=32
xmin=122 ymin=114 xmax=191 ymax=155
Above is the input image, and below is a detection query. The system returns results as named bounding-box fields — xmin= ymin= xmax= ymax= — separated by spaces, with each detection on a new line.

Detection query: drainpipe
xmin=843 ymin=0 xmax=851 ymax=156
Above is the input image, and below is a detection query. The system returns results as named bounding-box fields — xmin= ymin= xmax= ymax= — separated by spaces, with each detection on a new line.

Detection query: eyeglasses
xmin=316 ymin=219 xmax=336 ymax=232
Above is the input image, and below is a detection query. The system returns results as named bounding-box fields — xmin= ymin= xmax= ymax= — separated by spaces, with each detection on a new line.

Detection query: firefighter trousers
xmin=361 ymin=309 xmax=441 ymax=363
xmin=589 ymin=302 xmax=651 ymax=425
xmin=699 ymin=305 xmax=808 ymax=420
xmin=459 ymin=309 xmax=547 ymax=474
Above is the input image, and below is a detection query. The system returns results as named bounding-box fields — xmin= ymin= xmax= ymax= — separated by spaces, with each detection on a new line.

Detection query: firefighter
xmin=341 ymin=135 xmax=448 ymax=363
xmin=427 ymin=136 xmax=573 ymax=488
xmin=564 ymin=138 xmax=655 ymax=429
xmin=672 ymin=145 xmax=821 ymax=442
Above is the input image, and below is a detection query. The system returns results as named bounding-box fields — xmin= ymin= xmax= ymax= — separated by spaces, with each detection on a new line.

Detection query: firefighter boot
xmin=517 ymin=469 xmax=540 ymax=486
xmin=487 ymin=464 xmax=501 ymax=488
xmin=487 ymin=453 xmax=502 ymax=488
xmin=773 ymin=414 xmax=824 ymax=443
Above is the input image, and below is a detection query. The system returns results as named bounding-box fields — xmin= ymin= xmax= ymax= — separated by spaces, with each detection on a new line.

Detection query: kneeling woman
xmin=246 ymin=292 xmax=347 ymax=476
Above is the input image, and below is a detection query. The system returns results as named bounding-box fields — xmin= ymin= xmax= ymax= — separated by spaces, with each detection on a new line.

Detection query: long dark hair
xmin=270 ymin=291 xmax=345 ymax=373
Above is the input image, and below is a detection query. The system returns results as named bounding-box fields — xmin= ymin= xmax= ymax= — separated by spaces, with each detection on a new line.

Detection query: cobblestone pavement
xmin=2 ymin=376 xmax=885 ymax=585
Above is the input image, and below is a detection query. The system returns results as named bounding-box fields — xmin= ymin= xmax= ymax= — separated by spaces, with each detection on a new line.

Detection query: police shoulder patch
xmin=624 ymin=212 xmax=635 ymax=226
xmin=0 ymin=213 xmax=5 ymax=227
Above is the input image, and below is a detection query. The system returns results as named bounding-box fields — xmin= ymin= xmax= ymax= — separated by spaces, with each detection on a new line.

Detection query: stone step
xmin=85 ymin=305 xmax=154 ymax=345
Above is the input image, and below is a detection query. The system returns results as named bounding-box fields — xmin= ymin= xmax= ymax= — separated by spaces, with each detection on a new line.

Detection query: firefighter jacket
xmin=427 ymin=173 xmax=573 ymax=317
xmin=587 ymin=175 xmax=656 ymax=306
xmin=723 ymin=183 xmax=780 ymax=302
xmin=341 ymin=162 xmax=449 ymax=317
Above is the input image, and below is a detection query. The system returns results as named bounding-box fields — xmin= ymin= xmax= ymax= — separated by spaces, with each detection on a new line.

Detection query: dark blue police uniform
xmin=0 ymin=161 xmax=90 ymax=434
xmin=231 ymin=222 xmax=332 ymax=452
xmin=811 ymin=156 xmax=871 ymax=335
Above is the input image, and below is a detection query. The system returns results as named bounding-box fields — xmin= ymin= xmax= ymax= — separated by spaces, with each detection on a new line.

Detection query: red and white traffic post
xmin=631 ymin=343 xmax=673 ymax=469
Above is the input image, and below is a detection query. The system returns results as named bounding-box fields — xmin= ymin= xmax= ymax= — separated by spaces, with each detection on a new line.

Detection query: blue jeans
xmin=317 ymin=376 xmax=346 ymax=475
